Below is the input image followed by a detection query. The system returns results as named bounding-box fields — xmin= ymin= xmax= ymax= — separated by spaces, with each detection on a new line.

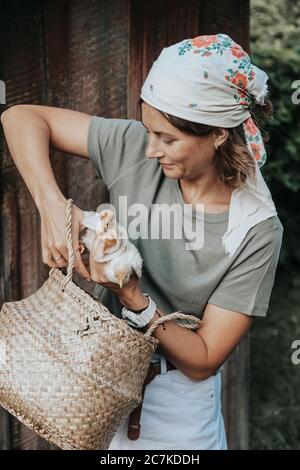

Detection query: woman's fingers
xmin=71 ymin=220 xmax=91 ymax=280
xmin=73 ymin=243 xmax=91 ymax=280
xmin=60 ymin=245 xmax=69 ymax=265
xmin=49 ymin=247 xmax=68 ymax=268
xmin=39 ymin=201 xmax=91 ymax=279
xmin=91 ymin=236 xmax=105 ymax=262
xmin=89 ymin=258 xmax=106 ymax=284
xmin=45 ymin=251 xmax=58 ymax=269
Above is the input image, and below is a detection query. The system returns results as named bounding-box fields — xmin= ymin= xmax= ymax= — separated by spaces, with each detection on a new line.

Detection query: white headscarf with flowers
xmin=141 ymin=33 xmax=277 ymax=257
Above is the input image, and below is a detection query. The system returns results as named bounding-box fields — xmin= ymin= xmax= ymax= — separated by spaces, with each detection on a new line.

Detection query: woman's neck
xmin=178 ymin=176 xmax=233 ymax=212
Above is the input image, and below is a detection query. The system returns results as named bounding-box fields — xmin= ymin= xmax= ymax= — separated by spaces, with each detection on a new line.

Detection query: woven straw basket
xmin=0 ymin=199 xmax=202 ymax=450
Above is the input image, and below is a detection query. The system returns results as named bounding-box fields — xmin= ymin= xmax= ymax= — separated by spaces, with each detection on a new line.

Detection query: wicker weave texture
xmin=0 ymin=199 xmax=202 ymax=449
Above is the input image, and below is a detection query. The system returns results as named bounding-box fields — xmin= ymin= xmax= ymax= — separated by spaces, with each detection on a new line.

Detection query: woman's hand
xmin=89 ymin=253 xmax=139 ymax=293
xmin=89 ymin=251 xmax=148 ymax=310
xmin=39 ymin=199 xmax=91 ymax=280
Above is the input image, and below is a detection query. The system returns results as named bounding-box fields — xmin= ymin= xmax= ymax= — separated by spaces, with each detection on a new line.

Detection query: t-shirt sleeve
xmin=87 ymin=115 xmax=147 ymax=188
xmin=208 ymin=221 xmax=284 ymax=317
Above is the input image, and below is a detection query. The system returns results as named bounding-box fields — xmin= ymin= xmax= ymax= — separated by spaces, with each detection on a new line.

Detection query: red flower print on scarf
xmin=249 ymin=143 xmax=261 ymax=161
xmin=229 ymin=72 xmax=248 ymax=89
xmin=249 ymin=69 xmax=256 ymax=81
xmin=231 ymin=48 xmax=246 ymax=59
xmin=244 ymin=118 xmax=258 ymax=136
xmin=191 ymin=35 xmax=218 ymax=48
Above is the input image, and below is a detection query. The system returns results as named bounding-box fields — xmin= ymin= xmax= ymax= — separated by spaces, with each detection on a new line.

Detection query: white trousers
xmin=109 ymin=356 xmax=228 ymax=450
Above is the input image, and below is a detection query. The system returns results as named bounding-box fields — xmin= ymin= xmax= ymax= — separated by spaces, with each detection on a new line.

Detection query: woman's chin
xmin=161 ymin=164 xmax=178 ymax=175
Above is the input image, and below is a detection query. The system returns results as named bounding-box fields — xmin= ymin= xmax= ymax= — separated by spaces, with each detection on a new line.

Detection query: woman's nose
xmin=145 ymin=139 xmax=164 ymax=159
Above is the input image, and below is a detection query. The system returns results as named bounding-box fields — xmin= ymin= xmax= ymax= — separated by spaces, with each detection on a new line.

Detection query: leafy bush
xmin=249 ymin=0 xmax=300 ymax=449
xmin=251 ymin=0 xmax=300 ymax=267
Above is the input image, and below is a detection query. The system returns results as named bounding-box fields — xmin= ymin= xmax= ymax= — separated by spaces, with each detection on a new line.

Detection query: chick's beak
xmin=115 ymin=271 xmax=127 ymax=288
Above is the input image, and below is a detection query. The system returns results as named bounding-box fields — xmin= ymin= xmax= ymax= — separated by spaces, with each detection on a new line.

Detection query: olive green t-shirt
xmin=87 ymin=115 xmax=283 ymax=321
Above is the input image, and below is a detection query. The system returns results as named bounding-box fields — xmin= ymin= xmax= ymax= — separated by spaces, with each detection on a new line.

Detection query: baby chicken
xmin=80 ymin=209 xmax=116 ymax=250
xmin=100 ymin=240 xmax=143 ymax=288
xmin=80 ymin=208 xmax=143 ymax=287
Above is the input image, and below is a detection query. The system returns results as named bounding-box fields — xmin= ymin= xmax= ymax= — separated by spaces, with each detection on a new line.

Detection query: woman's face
xmin=141 ymin=102 xmax=225 ymax=180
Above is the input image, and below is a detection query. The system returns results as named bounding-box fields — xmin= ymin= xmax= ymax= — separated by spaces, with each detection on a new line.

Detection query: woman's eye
xmin=145 ymin=130 xmax=174 ymax=144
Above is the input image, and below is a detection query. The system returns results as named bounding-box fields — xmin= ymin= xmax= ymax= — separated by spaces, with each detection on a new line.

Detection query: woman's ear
xmin=213 ymin=128 xmax=229 ymax=147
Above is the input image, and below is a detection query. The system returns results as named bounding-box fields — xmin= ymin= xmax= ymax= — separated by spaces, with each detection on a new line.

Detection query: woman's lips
xmin=161 ymin=163 xmax=174 ymax=168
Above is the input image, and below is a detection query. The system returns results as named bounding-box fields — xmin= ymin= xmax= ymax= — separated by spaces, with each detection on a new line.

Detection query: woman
xmin=1 ymin=33 xmax=283 ymax=450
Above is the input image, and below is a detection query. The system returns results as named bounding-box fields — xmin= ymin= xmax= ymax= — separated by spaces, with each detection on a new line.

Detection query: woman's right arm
xmin=1 ymin=104 xmax=93 ymax=279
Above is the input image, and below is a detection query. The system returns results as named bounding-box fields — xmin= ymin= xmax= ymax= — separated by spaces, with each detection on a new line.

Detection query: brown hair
xmin=139 ymin=97 xmax=273 ymax=189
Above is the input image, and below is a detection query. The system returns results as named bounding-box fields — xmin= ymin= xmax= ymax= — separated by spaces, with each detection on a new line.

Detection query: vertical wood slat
xmin=0 ymin=389 xmax=11 ymax=450
xmin=0 ymin=0 xmax=131 ymax=449
xmin=0 ymin=0 xmax=250 ymax=449
xmin=128 ymin=0 xmax=199 ymax=120
xmin=222 ymin=335 xmax=250 ymax=449
xmin=127 ymin=0 xmax=250 ymax=449
xmin=197 ymin=0 xmax=250 ymax=53
xmin=196 ymin=1 xmax=251 ymax=448
xmin=43 ymin=0 xmax=130 ymax=290
xmin=0 ymin=0 xmax=52 ymax=450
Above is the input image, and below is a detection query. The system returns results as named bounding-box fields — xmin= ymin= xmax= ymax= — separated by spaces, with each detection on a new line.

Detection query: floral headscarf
xmin=141 ymin=33 xmax=277 ymax=257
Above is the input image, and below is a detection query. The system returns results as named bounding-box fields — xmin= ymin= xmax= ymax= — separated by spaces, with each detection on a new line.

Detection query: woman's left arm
xmin=89 ymin=256 xmax=253 ymax=381
xmin=108 ymin=224 xmax=282 ymax=380
xmin=118 ymin=284 xmax=253 ymax=381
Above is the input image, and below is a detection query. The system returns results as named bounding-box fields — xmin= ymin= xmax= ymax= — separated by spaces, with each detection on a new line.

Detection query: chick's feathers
xmin=80 ymin=207 xmax=143 ymax=287
xmin=104 ymin=243 xmax=143 ymax=288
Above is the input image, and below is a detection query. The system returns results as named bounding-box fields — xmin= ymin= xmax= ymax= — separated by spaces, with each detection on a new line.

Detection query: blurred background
xmin=249 ymin=0 xmax=300 ymax=449
xmin=0 ymin=0 xmax=299 ymax=450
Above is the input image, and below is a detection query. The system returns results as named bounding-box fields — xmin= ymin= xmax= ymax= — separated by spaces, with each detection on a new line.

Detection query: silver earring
xmin=214 ymin=143 xmax=219 ymax=150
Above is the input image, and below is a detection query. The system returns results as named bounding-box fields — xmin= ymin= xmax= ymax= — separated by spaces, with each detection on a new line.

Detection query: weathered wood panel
xmin=197 ymin=0 xmax=251 ymax=448
xmin=197 ymin=0 xmax=250 ymax=52
xmin=128 ymin=0 xmax=199 ymax=119
xmin=0 ymin=0 xmax=250 ymax=450
xmin=128 ymin=0 xmax=251 ymax=450
xmin=0 ymin=0 xmax=52 ymax=450
xmin=0 ymin=0 xmax=130 ymax=450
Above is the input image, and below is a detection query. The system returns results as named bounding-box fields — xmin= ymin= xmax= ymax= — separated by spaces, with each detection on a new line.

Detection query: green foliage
xmin=249 ymin=267 xmax=300 ymax=449
xmin=250 ymin=0 xmax=300 ymax=268
xmin=249 ymin=0 xmax=300 ymax=450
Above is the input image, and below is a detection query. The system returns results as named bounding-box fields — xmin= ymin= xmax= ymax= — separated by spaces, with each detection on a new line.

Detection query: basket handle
xmin=59 ymin=203 xmax=204 ymax=340
xmin=63 ymin=198 xmax=76 ymax=289
xmin=62 ymin=201 xmax=203 ymax=332
xmin=48 ymin=198 xmax=75 ymax=290
xmin=143 ymin=311 xmax=203 ymax=340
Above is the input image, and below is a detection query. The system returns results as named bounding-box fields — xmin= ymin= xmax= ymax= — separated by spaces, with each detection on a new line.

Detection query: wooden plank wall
xmin=0 ymin=0 xmax=250 ymax=450
xmin=195 ymin=0 xmax=251 ymax=450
